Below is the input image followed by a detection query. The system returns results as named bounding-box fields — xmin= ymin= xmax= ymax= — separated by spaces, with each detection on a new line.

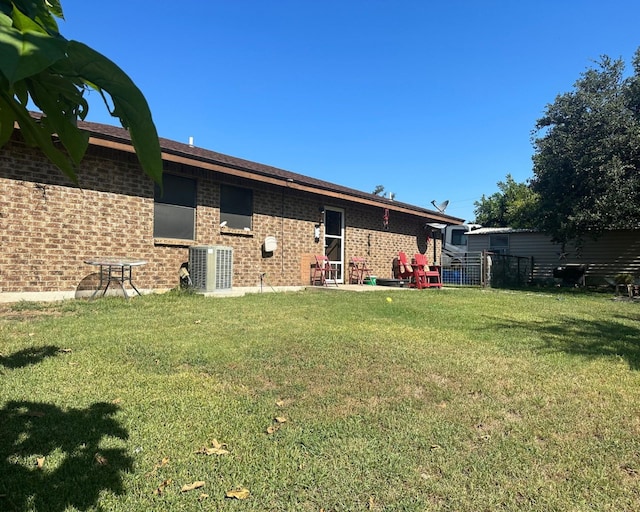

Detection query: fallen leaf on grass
xmin=59 ymin=348 xmax=72 ymax=353
xmin=146 ymin=457 xmax=170 ymax=476
xmin=198 ymin=493 xmax=209 ymax=501
xmin=225 ymin=487 xmax=250 ymax=499
xmin=153 ymin=479 xmax=172 ymax=495
xmin=275 ymin=399 xmax=286 ymax=407
xmin=195 ymin=439 xmax=229 ymax=455
xmin=94 ymin=453 xmax=108 ymax=466
xmin=211 ymin=438 xmax=227 ymax=450
xmin=196 ymin=446 xmax=230 ymax=456
xmin=111 ymin=398 xmax=122 ymax=404
xmin=181 ymin=481 xmax=205 ymax=492
xmin=36 ymin=457 xmax=45 ymax=469
xmin=368 ymin=495 xmax=375 ymax=509
xmin=430 ymin=444 xmax=442 ymax=451
xmin=267 ymin=416 xmax=288 ymax=434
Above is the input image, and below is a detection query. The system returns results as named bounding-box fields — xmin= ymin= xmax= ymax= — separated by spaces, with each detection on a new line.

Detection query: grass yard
xmin=1 ymin=287 xmax=640 ymax=511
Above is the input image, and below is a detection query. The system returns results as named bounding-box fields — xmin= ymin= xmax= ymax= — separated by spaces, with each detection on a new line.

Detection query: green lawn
xmin=1 ymin=288 xmax=640 ymax=511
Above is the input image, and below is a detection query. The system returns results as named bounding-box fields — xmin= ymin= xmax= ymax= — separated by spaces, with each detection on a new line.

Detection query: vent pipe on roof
xmin=188 ymin=136 xmax=194 ymax=147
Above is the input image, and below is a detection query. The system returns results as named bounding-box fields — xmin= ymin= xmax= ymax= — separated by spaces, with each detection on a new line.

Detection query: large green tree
xmin=473 ymin=174 xmax=539 ymax=228
xmin=0 ymin=0 xmax=162 ymax=183
xmin=531 ymin=51 xmax=640 ymax=243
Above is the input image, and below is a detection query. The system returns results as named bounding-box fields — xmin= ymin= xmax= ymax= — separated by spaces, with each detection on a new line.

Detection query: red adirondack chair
xmin=413 ymin=253 xmax=442 ymax=288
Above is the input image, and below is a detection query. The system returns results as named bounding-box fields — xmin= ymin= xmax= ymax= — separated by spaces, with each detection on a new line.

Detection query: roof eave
xmin=84 ymin=125 xmax=463 ymax=224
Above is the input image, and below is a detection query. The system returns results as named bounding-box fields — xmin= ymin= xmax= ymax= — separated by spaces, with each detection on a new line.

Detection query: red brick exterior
xmin=0 ymin=138 xmax=442 ymax=298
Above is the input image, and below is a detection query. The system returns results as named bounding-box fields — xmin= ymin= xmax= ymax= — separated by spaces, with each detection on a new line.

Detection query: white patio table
xmin=84 ymin=257 xmax=147 ymax=299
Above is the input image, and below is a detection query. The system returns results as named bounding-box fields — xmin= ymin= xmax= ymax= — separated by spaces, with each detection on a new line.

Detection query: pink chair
xmin=311 ymin=255 xmax=339 ymax=286
xmin=349 ymin=257 xmax=371 ymax=284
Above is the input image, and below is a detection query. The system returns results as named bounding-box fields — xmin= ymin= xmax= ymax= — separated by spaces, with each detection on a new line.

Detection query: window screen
xmin=154 ymin=174 xmax=196 ymax=239
xmin=325 ymin=209 xmax=342 ymax=237
xmin=220 ymin=184 xmax=253 ymax=230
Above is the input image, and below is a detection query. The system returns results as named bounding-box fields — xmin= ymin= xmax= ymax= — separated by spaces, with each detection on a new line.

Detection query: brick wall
xmin=0 ymin=139 xmax=440 ymax=296
xmin=0 ymin=141 xmax=155 ymax=293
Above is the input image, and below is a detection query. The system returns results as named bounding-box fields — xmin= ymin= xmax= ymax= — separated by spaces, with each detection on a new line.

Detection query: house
xmin=0 ymin=118 xmax=462 ymax=302
xmin=466 ymin=227 xmax=640 ymax=286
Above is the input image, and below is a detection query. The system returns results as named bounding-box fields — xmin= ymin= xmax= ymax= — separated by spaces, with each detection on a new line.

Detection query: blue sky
xmin=59 ymin=1 xmax=640 ymax=222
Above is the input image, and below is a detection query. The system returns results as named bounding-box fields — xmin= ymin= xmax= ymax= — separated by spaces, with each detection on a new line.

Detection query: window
xmin=450 ymin=228 xmax=468 ymax=246
xmin=220 ymin=184 xmax=253 ymax=230
xmin=489 ymin=234 xmax=509 ymax=254
xmin=154 ymin=174 xmax=196 ymax=239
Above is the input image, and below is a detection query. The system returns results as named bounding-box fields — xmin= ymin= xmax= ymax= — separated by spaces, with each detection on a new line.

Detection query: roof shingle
xmin=77 ymin=117 xmax=462 ymax=222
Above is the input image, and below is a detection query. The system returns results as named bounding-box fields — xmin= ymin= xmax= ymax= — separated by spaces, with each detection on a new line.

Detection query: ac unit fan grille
xmin=214 ymin=248 xmax=233 ymax=289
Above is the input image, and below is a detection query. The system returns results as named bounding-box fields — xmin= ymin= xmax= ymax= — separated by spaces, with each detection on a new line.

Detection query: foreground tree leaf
xmin=0 ymin=13 xmax=66 ymax=83
xmin=0 ymin=0 xmax=162 ymax=184
xmin=65 ymin=41 xmax=162 ymax=183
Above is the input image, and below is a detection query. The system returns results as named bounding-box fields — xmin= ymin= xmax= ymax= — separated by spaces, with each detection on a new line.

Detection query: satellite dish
xmin=431 ymin=199 xmax=449 ymax=213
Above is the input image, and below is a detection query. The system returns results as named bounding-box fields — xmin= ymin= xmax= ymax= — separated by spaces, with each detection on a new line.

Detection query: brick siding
xmin=0 ymin=139 xmax=440 ymax=296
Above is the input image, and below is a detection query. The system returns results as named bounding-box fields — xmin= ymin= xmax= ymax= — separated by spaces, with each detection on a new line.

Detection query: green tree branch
xmin=0 ymin=0 xmax=162 ymax=184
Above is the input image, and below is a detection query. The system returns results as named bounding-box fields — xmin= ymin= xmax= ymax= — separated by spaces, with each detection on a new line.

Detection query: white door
xmin=324 ymin=207 xmax=344 ymax=283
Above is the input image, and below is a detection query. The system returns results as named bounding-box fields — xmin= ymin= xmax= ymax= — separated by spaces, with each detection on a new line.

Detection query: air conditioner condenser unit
xmin=188 ymin=245 xmax=233 ymax=292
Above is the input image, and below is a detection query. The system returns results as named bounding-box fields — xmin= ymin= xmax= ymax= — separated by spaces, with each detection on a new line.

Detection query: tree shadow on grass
xmin=0 ymin=401 xmax=132 ymax=511
xmin=490 ymin=315 xmax=640 ymax=370
xmin=0 ymin=346 xmax=61 ymax=370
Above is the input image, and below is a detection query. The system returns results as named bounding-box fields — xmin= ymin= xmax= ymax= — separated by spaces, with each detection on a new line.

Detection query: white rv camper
xmin=440 ymin=224 xmax=481 ymax=266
